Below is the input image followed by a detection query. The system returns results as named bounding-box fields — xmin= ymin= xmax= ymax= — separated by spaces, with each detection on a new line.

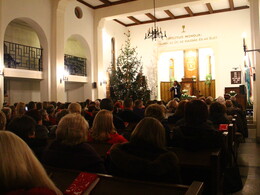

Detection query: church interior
xmin=0 ymin=0 xmax=260 ymax=194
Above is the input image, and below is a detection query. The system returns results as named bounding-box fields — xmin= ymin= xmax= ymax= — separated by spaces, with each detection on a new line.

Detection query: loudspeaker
xmin=239 ymin=85 xmax=245 ymax=95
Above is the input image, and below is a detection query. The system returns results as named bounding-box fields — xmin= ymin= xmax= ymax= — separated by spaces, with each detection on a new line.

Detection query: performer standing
xmin=170 ymin=81 xmax=181 ymax=99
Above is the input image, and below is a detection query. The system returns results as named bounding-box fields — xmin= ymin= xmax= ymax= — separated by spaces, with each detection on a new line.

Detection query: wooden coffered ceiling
xmin=77 ymin=0 xmax=249 ymax=27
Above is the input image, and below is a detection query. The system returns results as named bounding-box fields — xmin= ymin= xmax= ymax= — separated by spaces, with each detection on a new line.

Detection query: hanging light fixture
xmin=145 ymin=0 xmax=167 ymax=41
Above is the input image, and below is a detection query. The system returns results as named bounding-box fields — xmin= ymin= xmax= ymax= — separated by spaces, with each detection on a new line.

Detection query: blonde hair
xmin=15 ymin=102 xmax=26 ymax=116
xmin=91 ymin=110 xmax=116 ymax=141
xmin=0 ymin=131 xmax=62 ymax=194
xmin=56 ymin=113 xmax=89 ymax=146
xmin=68 ymin=102 xmax=82 ymax=114
xmin=0 ymin=111 xmax=6 ymax=130
xmin=131 ymin=117 xmax=165 ymax=149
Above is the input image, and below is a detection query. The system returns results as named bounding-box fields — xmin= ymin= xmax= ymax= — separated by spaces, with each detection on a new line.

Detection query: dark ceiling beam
xmin=124 ymin=5 xmax=249 ymax=27
xmin=145 ymin=13 xmax=156 ymax=21
xmin=206 ymin=3 xmax=214 ymax=14
xmin=113 ymin=19 xmax=127 ymax=27
xmin=128 ymin=16 xmax=141 ymax=24
xmin=229 ymin=0 xmax=235 ymax=10
xmin=77 ymin=0 xmax=94 ymax=9
xmin=164 ymin=10 xmax=175 ymax=19
xmin=185 ymin=6 xmax=194 ymax=16
xmin=99 ymin=0 xmax=111 ymax=5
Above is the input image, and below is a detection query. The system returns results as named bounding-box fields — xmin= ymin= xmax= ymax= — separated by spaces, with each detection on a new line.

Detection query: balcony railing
xmin=4 ymin=41 xmax=43 ymax=71
xmin=64 ymin=54 xmax=87 ymax=76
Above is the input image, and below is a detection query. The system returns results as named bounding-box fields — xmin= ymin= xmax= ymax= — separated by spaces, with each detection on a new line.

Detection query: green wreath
xmin=205 ymin=74 xmax=212 ymax=85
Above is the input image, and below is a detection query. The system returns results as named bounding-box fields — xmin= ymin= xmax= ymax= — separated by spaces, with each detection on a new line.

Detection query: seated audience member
xmin=166 ymin=99 xmax=179 ymax=114
xmin=68 ymin=102 xmax=82 ymax=114
xmin=48 ymin=109 xmax=69 ymax=139
xmin=133 ymin=99 xmax=145 ymax=118
xmin=119 ymin=98 xmax=141 ymax=123
xmin=39 ymin=109 xmax=52 ymax=128
xmin=42 ymin=113 xmax=106 ymax=173
xmin=36 ymin=102 xmax=43 ymax=110
xmin=226 ymin=100 xmax=248 ymax=138
xmin=7 ymin=115 xmax=47 ymax=159
xmin=168 ymin=100 xmax=187 ymax=125
xmin=0 ymin=111 xmax=7 ymax=130
xmin=145 ymin=104 xmax=172 ymax=146
xmin=216 ymin=96 xmax=226 ymax=105
xmin=27 ymin=101 xmax=36 ymax=111
xmin=109 ymin=117 xmax=181 ymax=183
xmin=172 ymin=100 xmax=223 ymax=151
xmin=15 ymin=102 xmax=26 ymax=117
xmin=2 ymin=107 xmax=12 ymax=127
xmin=0 ymin=131 xmax=62 ymax=195
xmin=209 ymin=102 xmax=230 ymax=129
xmin=25 ymin=109 xmax=49 ymax=139
xmin=88 ymin=110 xmax=127 ymax=144
xmin=46 ymin=105 xmax=56 ymax=125
xmin=100 ymin=98 xmax=125 ymax=131
xmin=205 ymin=96 xmax=213 ymax=110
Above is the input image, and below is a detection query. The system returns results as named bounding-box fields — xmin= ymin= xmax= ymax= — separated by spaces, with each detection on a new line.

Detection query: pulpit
xmin=180 ymin=78 xmax=196 ymax=96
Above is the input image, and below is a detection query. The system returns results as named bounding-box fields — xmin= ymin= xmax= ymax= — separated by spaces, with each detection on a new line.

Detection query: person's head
xmin=145 ymin=104 xmax=166 ymax=121
xmin=167 ymin=99 xmax=179 ymax=110
xmin=123 ymin=98 xmax=133 ymax=110
xmin=173 ymin=81 xmax=180 ymax=86
xmin=100 ymin=98 xmax=114 ymax=111
xmin=134 ymin=100 xmax=143 ymax=109
xmin=185 ymin=100 xmax=208 ymax=125
xmin=56 ymin=113 xmax=89 ymax=146
xmin=36 ymin=102 xmax=43 ymax=110
xmin=46 ymin=105 xmax=55 ymax=115
xmin=7 ymin=115 xmax=36 ymax=140
xmin=15 ymin=102 xmax=26 ymax=116
xmin=68 ymin=102 xmax=82 ymax=114
xmin=225 ymin=100 xmax=233 ymax=108
xmin=55 ymin=109 xmax=69 ymax=124
xmin=174 ymin=100 xmax=188 ymax=116
xmin=0 ymin=131 xmax=61 ymax=194
xmin=2 ymin=107 xmax=12 ymax=120
xmin=91 ymin=110 xmax=116 ymax=141
xmin=25 ymin=109 xmax=42 ymax=124
xmin=216 ymin=96 xmax=225 ymax=105
xmin=27 ymin=101 xmax=36 ymax=111
xmin=39 ymin=109 xmax=49 ymax=121
xmin=210 ymin=101 xmax=227 ymax=115
xmin=205 ymin=96 xmax=213 ymax=106
xmin=0 ymin=111 xmax=7 ymax=130
xmin=131 ymin=117 xmax=165 ymax=148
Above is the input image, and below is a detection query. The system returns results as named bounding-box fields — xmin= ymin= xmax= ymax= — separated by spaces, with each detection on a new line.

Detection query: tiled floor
xmin=232 ymin=119 xmax=260 ymax=195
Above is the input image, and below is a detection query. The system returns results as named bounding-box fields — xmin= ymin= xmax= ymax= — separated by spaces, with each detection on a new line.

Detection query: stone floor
xmin=231 ymin=118 xmax=260 ymax=195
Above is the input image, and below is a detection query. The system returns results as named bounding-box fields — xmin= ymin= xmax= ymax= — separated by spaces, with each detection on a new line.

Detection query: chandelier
xmin=144 ymin=0 xmax=167 ymax=41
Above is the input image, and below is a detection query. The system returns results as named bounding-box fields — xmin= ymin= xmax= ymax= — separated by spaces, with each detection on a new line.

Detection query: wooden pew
xmin=168 ymin=147 xmax=222 ymax=195
xmin=45 ymin=166 xmax=204 ymax=195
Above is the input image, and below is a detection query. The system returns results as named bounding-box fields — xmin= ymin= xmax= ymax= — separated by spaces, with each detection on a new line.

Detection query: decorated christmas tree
xmin=109 ymin=31 xmax=150 ymax=102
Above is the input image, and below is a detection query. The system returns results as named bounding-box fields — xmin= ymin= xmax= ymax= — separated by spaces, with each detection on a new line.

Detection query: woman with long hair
xmin=0 ymin=131 xmax=62 ymax=195
xmin=88 ymin=110 xmax=127 ymax=144
xmin=109 ymin=117 xmax=181 ymax=183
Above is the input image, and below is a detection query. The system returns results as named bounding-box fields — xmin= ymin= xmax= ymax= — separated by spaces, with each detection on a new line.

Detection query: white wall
xmin=125 ymin=9 xmax=251 ymax=98
xmin=64 ymin=1 xmax=94 ymax=101
xmin=5 ymin=78 xmax=41 ymax=104
xmin=65 ymin=82 xmax=85 ymax=102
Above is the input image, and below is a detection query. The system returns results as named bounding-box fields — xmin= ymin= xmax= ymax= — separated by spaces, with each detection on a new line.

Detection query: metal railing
xmin=4 ymin=41 xmax=43 ymax=71
xmin=64 ymin=54 xmax=87 ymax=76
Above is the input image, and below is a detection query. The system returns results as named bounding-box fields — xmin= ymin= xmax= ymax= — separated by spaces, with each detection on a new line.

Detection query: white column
xmin=250 ymin=0 xmax=260 ymax=142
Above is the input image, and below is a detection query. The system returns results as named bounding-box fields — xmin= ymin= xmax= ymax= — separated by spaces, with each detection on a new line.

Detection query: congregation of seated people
xmin=0 ymin=95 xmax=247 ymax=194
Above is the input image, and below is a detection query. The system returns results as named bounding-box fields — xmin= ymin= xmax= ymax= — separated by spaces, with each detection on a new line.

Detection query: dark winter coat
xmin=108 ymin=142 xmax=181 ymax=183
xmin=42 ymin=140 xmax=106 ymax=173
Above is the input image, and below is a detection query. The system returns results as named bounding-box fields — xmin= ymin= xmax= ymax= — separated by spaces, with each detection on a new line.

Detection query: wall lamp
xmin=243 ymin=37 xmax=260 ymax=54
